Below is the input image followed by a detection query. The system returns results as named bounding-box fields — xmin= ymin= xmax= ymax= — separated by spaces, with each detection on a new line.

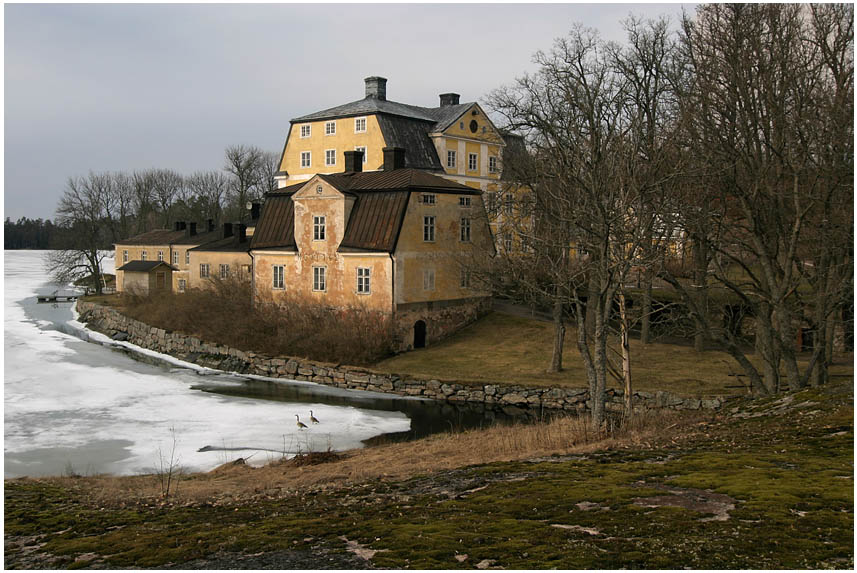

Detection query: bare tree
xmin=489 ymin=25 xmax=676 ymax=429
xmin=149 ymin=169 xmax=183 ymax=228
xmin=224 ymin=145 xmax=265 ymax=220
xmin=663 ymin=4 xmax=854 ymax=393
xmin=186 ymin=170 xmax=229 ymax=224
xmin=45 ymin=174 xmax=113 ymax=294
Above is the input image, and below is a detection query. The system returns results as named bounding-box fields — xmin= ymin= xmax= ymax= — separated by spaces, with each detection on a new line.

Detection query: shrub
xmin=116 ymin=277 xmax=396 ymax=365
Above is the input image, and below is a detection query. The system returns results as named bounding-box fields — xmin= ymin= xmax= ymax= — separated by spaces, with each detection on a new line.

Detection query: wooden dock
xmin=36 ymin=290 xmax=81 ymax=303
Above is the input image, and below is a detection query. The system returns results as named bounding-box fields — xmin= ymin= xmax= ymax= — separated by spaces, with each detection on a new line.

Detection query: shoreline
xmin=76 ymin=299 xmax=732 ymax=413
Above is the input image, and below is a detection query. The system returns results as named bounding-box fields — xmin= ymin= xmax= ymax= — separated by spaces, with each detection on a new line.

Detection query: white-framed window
xmin=300 ymin=124 xmax=311 ymax=138
xmin=185 ymin=251 xmax=190 ymax=264
xmin=489 ymin=156 xmax=498 ymax=173
xmin=219 ymin=264 xmax=230 ymax=279
xmin=357 ymin=267 xmax=371 ymax=294
xmin=355 ymin=146 xmax=367 ymax=164
xmin=459 ymin=121 xmax=464 ymax=130
xmin=325 ymin=149 xmax=336 ymax=166
xmin=141 ymin=250 xmax=147 ymax=261
xmin=325 ymin=121 xmax=336 ymax=135
xmin=487 ymin=192 xmax=498 ymax=214
xmin=447 ymin=150 xmax=456 ymax=168
xmin=504 ymin=194 xmax=514 ymax=215
xmin=354 ymin=117 xmax=367 ymax=133
xmin=178 ymin=279 xmax=187 ymax=292
xmin=459 ymin=196 xmax=471 ymax=207
xmin=423 ymin=215 xmax=435 ymax=242
xmin=504 ymin=235 xmax=513 ymax=252
xmin=313 ymin=266 xmax=326 ymax=292
xmin=122 ymin=250 xmax=128 ymax=263
xmin=460 ymin=268 xmax=471 ymax=289
xmin=460 ymin=217 xmax=471 ymax=242
xmin=272 ymin=265 xmax=285 ymax=290
xmin=301 ymin=151 xmax=311 ymax=168
xmin=423 ymin=268 xmax=435 ymax=291
xmin=200 ymin=263 xmax=210 ymax=278
xmin=313 ymin=215 xmax=326 ymax=241
xmin=468 ymin=152 xmax=478 ymax=172
xmin=421 ymin=193 xmax=436 ymax=205
xmin=157 ymin=250 xmax=164 ymax=261
xmin=172 ymin=251 xmax=178 ymax=265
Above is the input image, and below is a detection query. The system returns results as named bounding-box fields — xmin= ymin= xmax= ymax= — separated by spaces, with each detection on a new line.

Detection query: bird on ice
xmin=309 ymin=410 xmax=320 ymax=425
xmin=295 ymin=414 xmax=308 ymax=430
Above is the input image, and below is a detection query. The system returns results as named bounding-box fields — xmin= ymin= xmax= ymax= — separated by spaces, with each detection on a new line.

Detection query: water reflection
xmin=192 ymin=377 xmax=544 ymax=445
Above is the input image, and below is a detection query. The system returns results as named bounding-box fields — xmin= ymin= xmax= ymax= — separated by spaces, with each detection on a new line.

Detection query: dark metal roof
xmin=116 ymin=261 xmax=177 ymax=272
xmin=376 ymin=115 xmax=443 ymax=171
xmin=190 ymin=236 xmax=251 ymax=253
xmin=291 ymin=96 xmax=474 ymax=132
xmin=172 ymin=229 xmax=221 ymax=246
xmin=251 ymin=170 xmax=479 ymax=252
xmin=319 ymin=168 xmax=481 ymax=194
xmin=115 ymin=229 xmax=185 ymax=246
xmin=339 ymin=191 xmax=410 ymax=252
xmin=249 ymin=193 xmax=297 ymax=250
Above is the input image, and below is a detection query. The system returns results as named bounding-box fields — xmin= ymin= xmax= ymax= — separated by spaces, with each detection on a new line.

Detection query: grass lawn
xmin=375 ymin=311 xmax=852 ymax=397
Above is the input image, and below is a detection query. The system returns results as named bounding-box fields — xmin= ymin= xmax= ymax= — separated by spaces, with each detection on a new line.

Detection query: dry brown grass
xmin=110 ymin=279 xmax=395 ymax=365
xmin=54 ymin=409 xmax=702 ymax=507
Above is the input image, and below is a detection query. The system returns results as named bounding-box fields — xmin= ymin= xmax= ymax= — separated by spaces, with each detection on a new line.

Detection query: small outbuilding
xmin=115 ymin=261 xmax=177 ymax=294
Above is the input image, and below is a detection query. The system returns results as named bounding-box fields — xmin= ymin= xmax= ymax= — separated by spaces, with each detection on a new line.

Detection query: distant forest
xmin=4 ymin=217 xmax=61 ymax=250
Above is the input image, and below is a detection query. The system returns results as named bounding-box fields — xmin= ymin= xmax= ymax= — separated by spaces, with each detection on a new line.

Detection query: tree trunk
xmin=754 ymin=303 xmax=780 ymax=393
xmin=549 ymin=298 xmax=565 ymax=373
xmin=640 ymin=268 xmax=653 ymax=344
xmin=619 ymin=292 xmax=632 ymax=418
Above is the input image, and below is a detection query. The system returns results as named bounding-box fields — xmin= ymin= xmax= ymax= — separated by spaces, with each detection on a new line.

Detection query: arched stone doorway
xmin=413 ymin=320 xmax=427 ymax=349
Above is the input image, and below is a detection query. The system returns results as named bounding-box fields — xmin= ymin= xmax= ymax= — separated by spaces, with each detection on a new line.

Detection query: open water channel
xmin=4 ymin=251 xmax=523 ymax=478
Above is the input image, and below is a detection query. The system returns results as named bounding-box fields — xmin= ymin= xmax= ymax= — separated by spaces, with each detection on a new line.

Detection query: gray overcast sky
xmin=4 ymin=2 xmax=693 ymax=221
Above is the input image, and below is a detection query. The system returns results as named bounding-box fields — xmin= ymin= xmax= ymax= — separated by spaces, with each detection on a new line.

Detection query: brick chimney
xmin=173 ymin=221 xmax=187 ymax=231
xmin=344 ymin=150 xmax=364 ymax=173
xmin=382 ymin=147 xmax=406 ymax=171
xmin=222 ymin=222 xmax=233 ymax=239
xmin=365 ymin=76 xmax=387 ymax=100
xmin=187 ymin=222 xmax=197 ymax=237
xmin=250 ymin=202 xmax=261 ymax=220
xmin=207 ymin=219 xmax=215 ymax=233
xmin=439 ymin=93 xmax=460 ymax=107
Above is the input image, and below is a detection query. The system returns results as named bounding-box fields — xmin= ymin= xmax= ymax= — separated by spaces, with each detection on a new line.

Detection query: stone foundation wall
xmin=76 ymin=301 xmax=729 ymax=412
xmin=395 ymin=296 xmax=493 ymax=350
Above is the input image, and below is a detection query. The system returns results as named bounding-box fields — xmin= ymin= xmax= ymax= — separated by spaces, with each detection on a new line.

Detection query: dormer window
xmin=325 ymin=121 xmax=336 ymax=135
xmin=354 ymin=117 xmax=367 ymax=133
xmin=313 ymin=216 xmax=326 ymax=241
xmin=300 ymin=125 xmax=311 ymax=138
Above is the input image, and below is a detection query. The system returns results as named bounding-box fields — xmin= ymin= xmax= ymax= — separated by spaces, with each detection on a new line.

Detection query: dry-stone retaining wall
xmin=76 ymin=301 xmax=730 ymax=412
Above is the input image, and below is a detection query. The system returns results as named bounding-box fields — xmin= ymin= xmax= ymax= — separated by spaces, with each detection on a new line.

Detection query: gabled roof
xmin=116 ymin=260 xmax=177 ymax=272
xmin=115 ymin=229 xmax=185 ymax=246
xmin=172 ymin=229 xmax=221 ymax=246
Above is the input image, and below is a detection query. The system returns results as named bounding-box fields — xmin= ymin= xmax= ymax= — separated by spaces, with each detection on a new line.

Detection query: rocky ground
xmin=4 ymin=380 xmax=853 ymax=569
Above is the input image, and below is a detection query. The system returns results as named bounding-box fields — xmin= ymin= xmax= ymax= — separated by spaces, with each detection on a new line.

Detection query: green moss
xmin=5 ymin=382 xmax=853 ymax=569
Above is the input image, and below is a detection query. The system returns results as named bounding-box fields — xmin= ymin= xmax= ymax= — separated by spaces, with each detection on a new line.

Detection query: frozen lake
xmin=4 ymin=251 xmax=426 ymax=478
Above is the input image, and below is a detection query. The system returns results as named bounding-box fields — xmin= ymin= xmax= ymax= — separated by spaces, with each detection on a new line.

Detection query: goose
xmin=295 ymin=414 xmax=308 ymax=430
xmin=309 ymin=410 xmax=320 ymax=425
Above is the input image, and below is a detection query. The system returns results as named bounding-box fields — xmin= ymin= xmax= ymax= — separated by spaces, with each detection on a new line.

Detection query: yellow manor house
xmin=252 ymin=149 xmax=495 ymax=350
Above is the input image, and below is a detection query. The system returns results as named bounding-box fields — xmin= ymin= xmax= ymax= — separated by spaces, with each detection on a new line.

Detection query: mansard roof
xmin=292 ymin=96 xmax=472 ymax=126
xmin=250 ymin=169 xmax=479 ymax=253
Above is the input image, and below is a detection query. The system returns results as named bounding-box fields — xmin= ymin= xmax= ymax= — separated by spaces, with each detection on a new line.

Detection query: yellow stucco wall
xmin=282 ymin=115 xmax=386 ymax=180
xmin=393 ymin=190 xmax=493 ymax=305
xmin=187 ymin=250 xmax=252 ymax=289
